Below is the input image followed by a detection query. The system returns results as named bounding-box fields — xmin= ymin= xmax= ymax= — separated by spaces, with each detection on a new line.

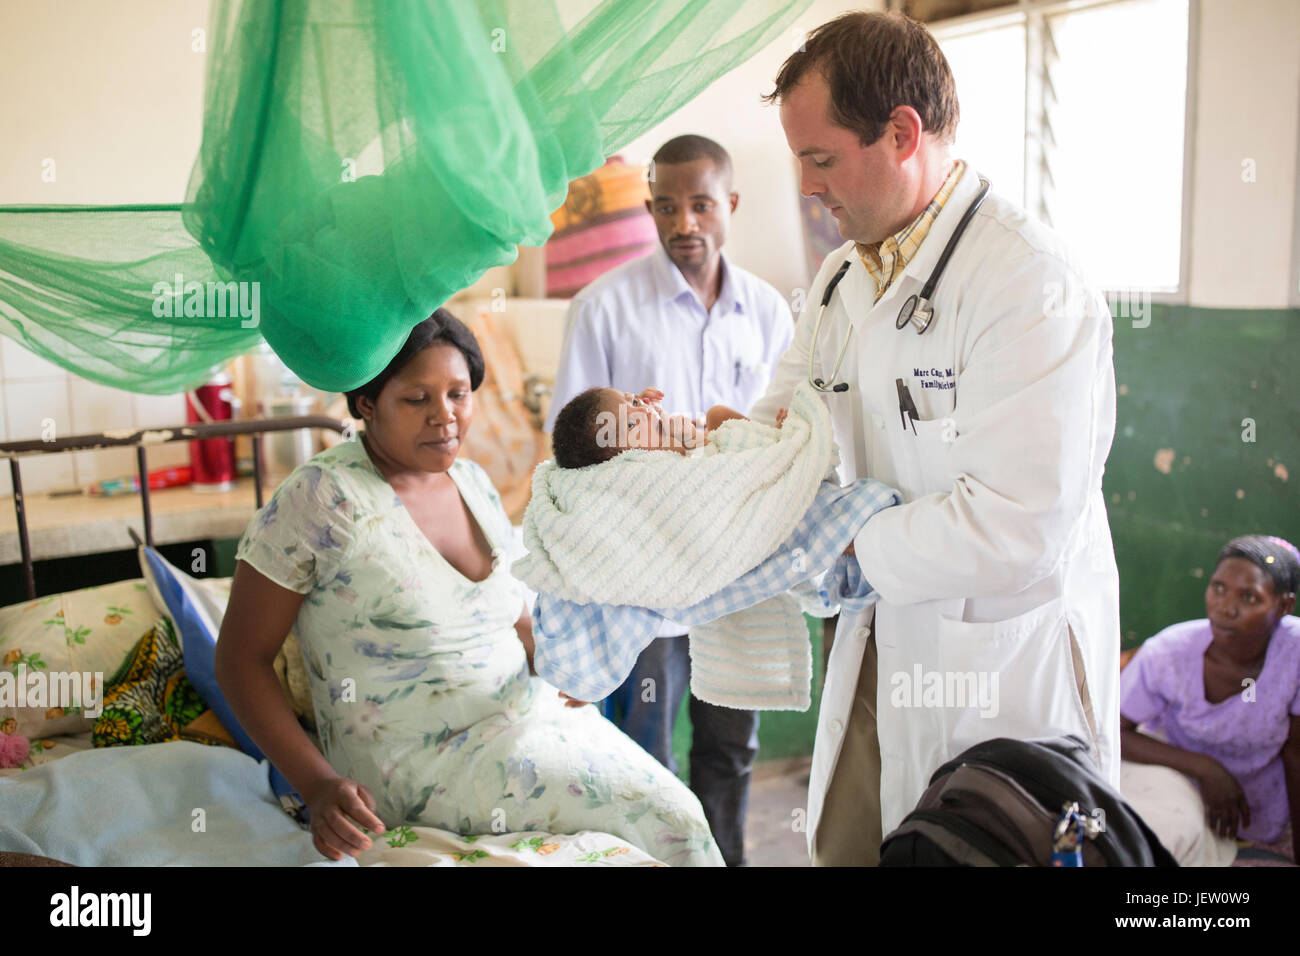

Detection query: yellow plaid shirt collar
xmin=856 ymin=160 xmax=966 ymax=302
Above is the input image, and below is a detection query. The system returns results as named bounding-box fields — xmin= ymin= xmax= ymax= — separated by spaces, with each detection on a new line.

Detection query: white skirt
xmin=1120 ymin=759 xmax=1238 ymax=867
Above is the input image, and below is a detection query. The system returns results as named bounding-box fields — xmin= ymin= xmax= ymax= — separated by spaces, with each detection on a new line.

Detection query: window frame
xmin=1292 ymin=109 xmax=1300 ymax=308
xmin=930 ymin=0 xmax=1200 ymax=304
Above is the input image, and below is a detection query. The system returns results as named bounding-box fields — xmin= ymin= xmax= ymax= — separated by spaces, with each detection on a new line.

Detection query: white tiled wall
xmin=2 ymin=369 xmax=76 ymax=495
xmin=0 ymin=336 xmax=188 ymax=495
xmin=130 ymin=394 xmax=191 ymax=471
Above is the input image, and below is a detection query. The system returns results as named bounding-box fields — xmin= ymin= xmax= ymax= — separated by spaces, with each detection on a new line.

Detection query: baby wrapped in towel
xmin=512 ymin=381 xmax=900 ymax=710
xmin=547 ymin=384 xmax=759 ymax=467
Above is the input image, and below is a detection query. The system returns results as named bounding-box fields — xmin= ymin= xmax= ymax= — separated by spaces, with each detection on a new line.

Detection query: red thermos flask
xmin=186 ymin=373 xmax=236 ymax=492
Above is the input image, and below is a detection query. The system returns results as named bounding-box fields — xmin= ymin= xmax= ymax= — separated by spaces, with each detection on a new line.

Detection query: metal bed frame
xmin=0 ymin=417 xmax=348 ymax=600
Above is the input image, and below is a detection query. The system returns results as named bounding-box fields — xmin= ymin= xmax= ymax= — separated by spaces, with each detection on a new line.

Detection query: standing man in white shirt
xmin=544 ymin=134 xmax=793 ymax=866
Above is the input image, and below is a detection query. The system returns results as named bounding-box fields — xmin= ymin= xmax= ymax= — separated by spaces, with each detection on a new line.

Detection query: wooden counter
xmin=0 ymin=479 xmax=272 ymax=565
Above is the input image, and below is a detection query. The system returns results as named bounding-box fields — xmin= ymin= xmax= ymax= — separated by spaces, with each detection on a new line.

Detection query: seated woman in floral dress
xmin=215 ymin=310 xmax=723 ymax=866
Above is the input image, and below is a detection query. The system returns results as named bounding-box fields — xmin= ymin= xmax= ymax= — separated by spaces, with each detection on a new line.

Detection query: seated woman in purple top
xmin=1120 ymin=535 xmax=1300 ymax=865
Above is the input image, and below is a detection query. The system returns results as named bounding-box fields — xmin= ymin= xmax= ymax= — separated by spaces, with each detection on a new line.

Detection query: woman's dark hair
xmin=552 ymin=387 xmax=618 ymax=469
xmin=345 ymin=308 xmax=484 ymax=418
xmin=763 ymin=11 xmax=960 ymax=146
xmin=1215 ymin=535 xmax=1300 ymax=597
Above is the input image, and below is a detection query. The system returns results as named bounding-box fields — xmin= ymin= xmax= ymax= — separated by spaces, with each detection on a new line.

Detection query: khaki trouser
xmin=812 ymin=627 xmax=883 ymax=866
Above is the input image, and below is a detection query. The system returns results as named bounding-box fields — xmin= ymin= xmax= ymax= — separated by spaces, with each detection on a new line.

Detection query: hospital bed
xmin=0 ymin=416 xmax=661 ymax=867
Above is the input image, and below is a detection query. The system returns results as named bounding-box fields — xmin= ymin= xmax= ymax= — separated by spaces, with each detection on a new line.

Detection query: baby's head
xmin=552 ymin=388 xmax=667 ymax=469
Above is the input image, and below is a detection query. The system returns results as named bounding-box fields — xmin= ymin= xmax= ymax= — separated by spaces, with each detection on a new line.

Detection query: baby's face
xmin=595 ymin=388 xmax=667 ymax=453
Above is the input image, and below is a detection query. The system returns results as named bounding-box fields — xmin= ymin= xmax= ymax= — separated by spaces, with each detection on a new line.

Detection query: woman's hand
xmin=306 ymin=776 xmax=387 ymax=861
xmin=558 ymin=692 xmax=589 ymax=708
xmin=775 ymin=408 xmax=788 ymax=429
xmin=514 ymin=608 xmax=537 ymax=675
xmin=1195 ymin=756 xmax=1251 ymax=839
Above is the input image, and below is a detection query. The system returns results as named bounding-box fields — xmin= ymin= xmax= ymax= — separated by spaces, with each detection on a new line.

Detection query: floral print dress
xmin=235 ymin=439 xmax=722 ymax=866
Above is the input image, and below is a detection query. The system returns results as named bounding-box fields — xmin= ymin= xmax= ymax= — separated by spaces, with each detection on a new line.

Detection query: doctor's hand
xmin=705 ymin=405 xmax=746 ymax=432
xmin=305 ymin=775 xmax=387 ymax=861
xmin=558 ymin=692 xmax=590 ymax=708
xmin=1196 ymin=757 xmax=1251 ymax=839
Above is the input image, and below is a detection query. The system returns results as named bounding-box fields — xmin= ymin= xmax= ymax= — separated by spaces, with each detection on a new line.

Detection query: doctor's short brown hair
xmin=764 ymin=10 xmax=960 ymax=147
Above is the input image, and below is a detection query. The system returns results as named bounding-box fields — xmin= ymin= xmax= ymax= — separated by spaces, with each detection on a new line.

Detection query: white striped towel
xmin=513 ymin=380 xmax=833 ymax=609
xmin=514 ymin=381 xmax=901 ymax=709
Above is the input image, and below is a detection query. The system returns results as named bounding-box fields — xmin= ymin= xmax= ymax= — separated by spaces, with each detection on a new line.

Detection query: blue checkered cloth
xmin=530 ymin=477 xmax=901 ymax=702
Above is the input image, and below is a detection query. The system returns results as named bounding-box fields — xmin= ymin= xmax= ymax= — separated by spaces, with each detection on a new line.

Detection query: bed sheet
xmin=0 ymin=737 xmax=662 ymax=866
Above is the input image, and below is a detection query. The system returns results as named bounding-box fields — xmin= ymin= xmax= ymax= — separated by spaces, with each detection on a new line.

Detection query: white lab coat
xmin=749 ymin=166 xmax=1121 ymax=857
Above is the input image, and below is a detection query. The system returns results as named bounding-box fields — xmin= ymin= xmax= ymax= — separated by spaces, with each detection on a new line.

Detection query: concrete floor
xmin=742 ymin=756 xmax=813 ymax=867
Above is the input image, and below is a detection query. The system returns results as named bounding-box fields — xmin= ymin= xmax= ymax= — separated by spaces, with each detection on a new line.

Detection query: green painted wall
xmin=1106 ymin=305 xmax=1299 ymax=649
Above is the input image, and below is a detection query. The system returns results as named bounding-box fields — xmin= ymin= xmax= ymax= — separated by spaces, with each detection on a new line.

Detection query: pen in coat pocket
xmin=896 ymin=378 xmax=919 ymax=434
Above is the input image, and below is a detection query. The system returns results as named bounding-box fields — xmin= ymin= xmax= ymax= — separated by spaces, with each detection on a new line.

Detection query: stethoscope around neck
xmin=809 ymin=177 xmax=991 ymax=393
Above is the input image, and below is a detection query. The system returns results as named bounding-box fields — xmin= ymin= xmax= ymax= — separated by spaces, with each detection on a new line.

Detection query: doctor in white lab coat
xmin=751 ymin=11 xmax=1120 ymax=865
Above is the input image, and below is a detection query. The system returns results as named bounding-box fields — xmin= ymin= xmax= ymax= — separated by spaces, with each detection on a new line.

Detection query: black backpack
xmin=879 ymin=735 xmax=1178 ymax=867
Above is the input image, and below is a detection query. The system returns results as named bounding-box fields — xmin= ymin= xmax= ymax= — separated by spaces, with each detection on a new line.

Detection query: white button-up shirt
xmin=544 ymin=245 xmax=793 ymax=430
xmin=544 ymin=244 xmax=794 ymax=637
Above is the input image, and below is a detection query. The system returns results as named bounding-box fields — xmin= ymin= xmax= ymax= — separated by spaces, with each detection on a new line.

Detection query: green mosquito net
xmin=0 ymin=0 xmax=808 ymax=394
